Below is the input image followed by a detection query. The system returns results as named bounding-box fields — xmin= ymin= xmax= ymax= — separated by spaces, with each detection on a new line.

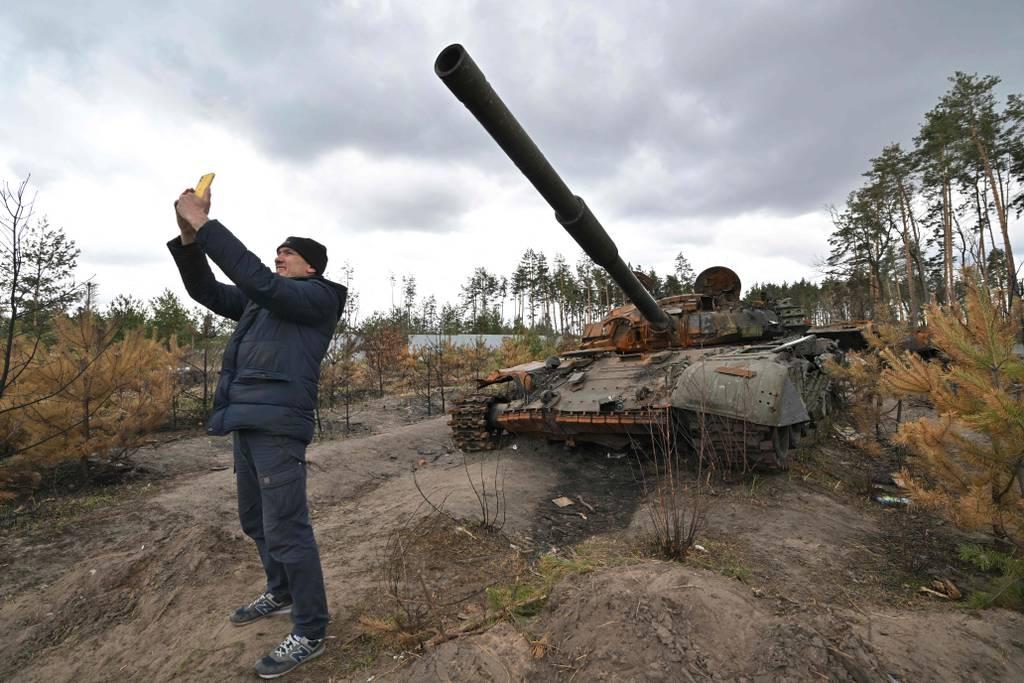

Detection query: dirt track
xmin=2 ymin=410 xmax=1023 ymax=681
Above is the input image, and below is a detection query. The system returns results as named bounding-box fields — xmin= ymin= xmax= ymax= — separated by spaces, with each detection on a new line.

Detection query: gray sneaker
xmin=254 ymin=633 xmax=325 ymax=679
xmin=229 ymin=592 xmax=292 ymax=626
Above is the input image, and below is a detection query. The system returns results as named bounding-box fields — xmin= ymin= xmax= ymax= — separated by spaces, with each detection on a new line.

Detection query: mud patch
xmin=512 ymin=440 xmax=646 ymax=554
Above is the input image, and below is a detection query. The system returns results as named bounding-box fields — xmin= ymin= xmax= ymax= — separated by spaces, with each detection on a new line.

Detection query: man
xmin=170 ymin=188 xmax=346 ymax=679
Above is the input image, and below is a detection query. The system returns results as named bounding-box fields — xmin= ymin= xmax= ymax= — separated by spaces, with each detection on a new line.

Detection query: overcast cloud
xmin=1 ymin=1 xmax=1021 ymax=315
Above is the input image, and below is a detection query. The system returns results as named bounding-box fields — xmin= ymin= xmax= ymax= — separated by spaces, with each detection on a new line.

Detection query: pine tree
xmin=826 ymin=184 xmax=898 ymax=319
xmin=673 ymin=253 xmax=695 ymax=293
xmin=0 ymin=313 xmax=173 ymax=493
xmin=1 ymin=177 xmax=82 ymax=402
xmin=148 ymin=289 xmax=195 ymax=344
xmin=867 ymin=144 xmax=927 ymax=323
xmin=320 ymin=264 xmax=364 ymax=432
xmin=940 ymin=73 xmax=1018 ymax=304
xmin=881 ymin=275 xmax=1024 ymax=549
xmin=360 ymin=312 xmax=408 ymax=396
xmin=106 ymin=294 xmax=148 ymax=339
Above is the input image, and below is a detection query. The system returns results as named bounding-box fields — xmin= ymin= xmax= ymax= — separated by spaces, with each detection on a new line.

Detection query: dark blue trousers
xmin=233 ymin=430 xmax=328 ymax=639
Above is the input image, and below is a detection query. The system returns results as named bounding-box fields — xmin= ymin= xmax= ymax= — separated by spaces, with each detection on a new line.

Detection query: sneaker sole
xmin=256 ymin=645 xmax=325 ymax=679
xmin=229 ymin=606 xmax=292 ymax=627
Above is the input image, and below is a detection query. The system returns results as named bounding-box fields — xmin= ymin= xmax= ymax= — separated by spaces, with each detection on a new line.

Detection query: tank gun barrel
xmin=434 ymin=44 xmax=672 ymax=333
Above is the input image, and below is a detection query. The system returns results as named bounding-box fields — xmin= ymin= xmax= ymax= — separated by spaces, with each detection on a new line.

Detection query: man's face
xmin=275 ymin=247 xmax=315 ymax=278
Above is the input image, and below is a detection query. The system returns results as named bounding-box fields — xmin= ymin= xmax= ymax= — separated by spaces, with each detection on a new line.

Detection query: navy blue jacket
xmin=167 ymin=220 xmax=347 ymax=444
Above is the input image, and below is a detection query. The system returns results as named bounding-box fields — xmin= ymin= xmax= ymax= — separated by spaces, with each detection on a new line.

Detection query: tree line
xmin=826 ymin=72 xmax=1022 ymax=323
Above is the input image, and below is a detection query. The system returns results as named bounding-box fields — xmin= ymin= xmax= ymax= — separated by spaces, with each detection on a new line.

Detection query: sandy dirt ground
xmin=2 ymin=398 xmax=1023 ymax=682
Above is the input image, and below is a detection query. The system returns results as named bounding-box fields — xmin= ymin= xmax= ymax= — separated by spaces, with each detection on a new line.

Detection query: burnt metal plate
xmin=715 ymin=365 xmax=757 ymax=378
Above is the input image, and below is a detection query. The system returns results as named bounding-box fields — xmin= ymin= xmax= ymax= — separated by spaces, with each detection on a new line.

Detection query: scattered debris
xmin=869 ymin=473 xmax=912 ymax=507
xmin=576 ymin=495 xmax=596 ymax=512
xmin=919 ymin=579 xmax=961 ymax=600
xmin=918 ymin=586 xmax=947 ymax=599
xmin=834 ymin=425 xmax=862 ymax=442
xmin=456 ymin=604 xmax=483 ymax=621
xmin=552 ymin=496 xmax=574 ymax=508
xmin=872 ymin=494 xmax=911 ymax=507
xmin=530 ymin=634 xmax=550 ymax=659
xmin=939 ymin=579 xmax=962 ymax=600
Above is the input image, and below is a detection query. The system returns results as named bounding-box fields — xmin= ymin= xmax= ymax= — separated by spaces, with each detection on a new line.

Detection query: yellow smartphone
xmin=195 ymin=172 xmax=215 ymax=198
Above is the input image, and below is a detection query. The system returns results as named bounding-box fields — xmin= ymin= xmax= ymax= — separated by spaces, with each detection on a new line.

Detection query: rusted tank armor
xmin=435 ymin=44 xmax=842 ymax=468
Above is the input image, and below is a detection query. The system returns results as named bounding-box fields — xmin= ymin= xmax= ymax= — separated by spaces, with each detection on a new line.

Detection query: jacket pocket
xmin=235 ymin=369 xmax=291 ymax=383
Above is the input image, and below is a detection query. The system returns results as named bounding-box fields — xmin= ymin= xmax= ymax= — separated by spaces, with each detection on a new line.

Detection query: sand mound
xmin=2 ymin=521 xmax=249 ymax=681
xmin=408 ymin=561 xmax=1024 ymax=682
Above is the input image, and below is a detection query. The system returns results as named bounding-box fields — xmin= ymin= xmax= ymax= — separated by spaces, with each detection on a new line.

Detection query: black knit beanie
xmin=277 ymin=236 xmax=328 ymax=276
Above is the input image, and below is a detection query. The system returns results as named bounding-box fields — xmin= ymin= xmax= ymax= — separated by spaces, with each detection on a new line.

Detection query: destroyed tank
xmin=436 ymin=44 xmax=840 ymax=469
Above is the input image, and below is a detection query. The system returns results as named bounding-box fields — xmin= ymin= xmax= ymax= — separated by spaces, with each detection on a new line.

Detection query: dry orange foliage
xmin=0 ymin=313 xmax=173 ymax=497
xmin=881 ymin=277 xmax=1024 ymax=548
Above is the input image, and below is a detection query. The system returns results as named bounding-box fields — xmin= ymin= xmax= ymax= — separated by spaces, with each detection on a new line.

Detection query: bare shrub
xmin=630 ymin=408 xmax=708 ymax=561
xmin=380 ymin=511 xmax=446 ymax=646
xmin=372 ymin=452 xmax=514 ymax=647
xmin=377 ymin=503 xmax=523 ymax=649
xmin=462 ymin=450 xmax=506 ymax=532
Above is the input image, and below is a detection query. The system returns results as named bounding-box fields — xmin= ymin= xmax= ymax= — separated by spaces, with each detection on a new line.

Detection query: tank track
xmin=687 ymin=414 xmax=803 ymax=471
xmin=448 ymin=397 xmax=806 ymax=468
xmin=447 ymin=394 xmax=504 ymax=451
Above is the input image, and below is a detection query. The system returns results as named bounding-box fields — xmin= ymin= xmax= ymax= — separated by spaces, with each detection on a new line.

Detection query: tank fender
xmin=474 ymin=359 xmax=547 ymax=391
xmin=670 ymin=356 xmax=810 ymax=426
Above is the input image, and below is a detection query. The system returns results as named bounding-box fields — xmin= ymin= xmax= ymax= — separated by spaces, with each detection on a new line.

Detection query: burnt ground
xmin=1 ymin=395 xmax=1022 ymax=682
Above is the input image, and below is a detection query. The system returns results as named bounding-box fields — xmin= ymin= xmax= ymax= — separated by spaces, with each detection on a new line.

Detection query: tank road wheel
xmin=789 ymin=424 xmax=804 ymax=449
xmin=817 ymin=391 xmax=835 ymax=421
xmin=770 ymin=425 xmax=792 ymax=470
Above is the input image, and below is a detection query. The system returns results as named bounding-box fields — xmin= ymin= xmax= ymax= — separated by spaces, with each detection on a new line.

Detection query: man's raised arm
xmin=167 ymin=188 xmax=247 ymax=321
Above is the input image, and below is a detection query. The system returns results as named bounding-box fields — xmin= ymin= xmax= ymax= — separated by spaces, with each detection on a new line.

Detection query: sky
xmin=1 ymin=1 xmax=1022 ymax=320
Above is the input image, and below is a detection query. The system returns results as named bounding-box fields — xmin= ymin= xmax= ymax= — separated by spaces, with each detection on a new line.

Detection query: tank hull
xmin=453 ymin=335 xmax=838 ymax=468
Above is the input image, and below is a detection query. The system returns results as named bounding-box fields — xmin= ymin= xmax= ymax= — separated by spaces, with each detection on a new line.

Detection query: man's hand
xmin=175 ymin=188 xmax=212 ymax=237
xmin=174 ymin=189 xmax=198 ymax=245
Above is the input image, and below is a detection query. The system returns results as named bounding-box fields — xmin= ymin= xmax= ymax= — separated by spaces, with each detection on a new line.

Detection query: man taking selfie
xmin=169 ymin=185 xmax=346 ymax=679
